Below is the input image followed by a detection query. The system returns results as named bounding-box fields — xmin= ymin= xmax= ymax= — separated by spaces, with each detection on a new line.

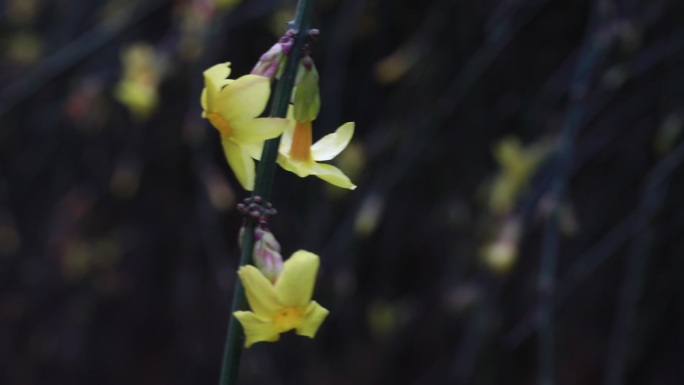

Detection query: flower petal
xmin=295 ymin=301 xmax=329 ymax=338
xmin=276 ymin=155 xmax=311 ymax=178
xmin=243 ymin=142 xmax=264 ymax=160
xmin=310 ymin=163 xmax=357 ymax=190
xmin=237 ymin=265 xmax=280 ymax=316
xmin=232 ymin=117 xmax=290 ymax=144
xmin=311 ymin=122 xmax=355 ymax=161
xmin=216 ymin=74 xmax=271 ymax=123
xmin=233 ymin=311 xmax=280 ymax=348
xmin=493 ymin=137 xmax=530 ymax=176
xmin=221 ymin=137 xmax=256 ymax=190
xmin=202 ymin=63 xmax=232 ymax=110
xmin=201 ymin=88 xmax=208 ymax=118
xmin=278 ymin=106 xmax=296 ymax=150
xmin=279 ymin=125 xmax=295 ymax=153
xmin=275 ymin=250 xmax=320 ymax=308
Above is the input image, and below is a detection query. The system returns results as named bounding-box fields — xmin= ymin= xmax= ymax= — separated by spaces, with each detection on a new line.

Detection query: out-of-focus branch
xmin=537 ymin=1 xmax=615 ymax=383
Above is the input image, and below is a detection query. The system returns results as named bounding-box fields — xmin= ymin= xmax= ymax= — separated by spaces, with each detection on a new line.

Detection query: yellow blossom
xmin=114 ymin=43 xmax=161 ymax=121
xmin=277 ymin=120 xmax=357 ymax=189
xmin=489 ymin=136 xmax=549 ymax=214
xmin=234 ymin=250 xmax=329 ymax=348
xmin=481 ymin=241 xmax=518 ymax=274
xmin=201 ymin=62 xmax=289 ymax=190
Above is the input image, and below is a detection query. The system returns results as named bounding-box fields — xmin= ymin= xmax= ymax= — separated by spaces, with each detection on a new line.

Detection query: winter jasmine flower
xmin=201 ymin=62 xmax=289 ymax=190
xmin=234 ymin=250 xmax=329 ymax=347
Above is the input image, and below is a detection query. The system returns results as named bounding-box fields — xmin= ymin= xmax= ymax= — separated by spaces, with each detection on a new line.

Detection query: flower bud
xmin=252 ymin=226 xmax=283 ymax=282
xmin=251 ymin=33 xmax=294 ymax=79
xmin=293 ymin=57 xmax=320 ymax=122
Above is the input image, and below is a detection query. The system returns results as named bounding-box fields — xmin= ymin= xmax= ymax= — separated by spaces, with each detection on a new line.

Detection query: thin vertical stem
xmin=218 ymin=227 xmax=254 ymax=385
xmin=538 ymin=208 xmax=559 ymax=385
xmin=217 ymin=1 xmax=315 ymax=384
xmin=602 ymin=228 xmax=652 ymax=385
xmin=537 ymin=2 xmax=614 ymax=385
xmin=254 ymin=0 xmax=314 ymax=199
xmin=603 ymin=141 xmax=684 ymax=385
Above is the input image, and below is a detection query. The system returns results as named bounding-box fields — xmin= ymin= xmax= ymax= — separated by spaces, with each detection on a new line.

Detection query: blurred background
xmin=2 ymin=0 xmax=684 ymax=384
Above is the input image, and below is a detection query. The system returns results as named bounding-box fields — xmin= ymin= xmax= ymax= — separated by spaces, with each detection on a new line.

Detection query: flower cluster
xmin=201 ymin=51 xmax=356 ymax=190
xmin=480 ymin=136 xmax=552 ymax=274
xmin=200 ymin=30 xmax=356 ymax=347
xmin=114 ymin=43 xmax=163 ymax=121
xmin=488 ymin=136 xmax=550 ymax=215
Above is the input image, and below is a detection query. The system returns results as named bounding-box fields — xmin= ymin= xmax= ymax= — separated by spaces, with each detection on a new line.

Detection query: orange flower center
xmin=207 ymin=112 xmax=231 ymax=136
xmin=272 ymin=306 xmax=303 ymax=332
xmin=289 ymin=120 xmax=313 ymax=162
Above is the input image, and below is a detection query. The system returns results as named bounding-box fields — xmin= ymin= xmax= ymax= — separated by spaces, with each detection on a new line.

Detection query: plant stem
xmin=603 ymin=141 xmax=684 ymax=385
xmin=537 ymin=2 xmax=613 ymax=384
xmin=217 ymin=1 xmax=315 ymax=385
xmin=218 ymin=227 xmax=253 ymax=385
xmin=253 ymin=0 xmax=314 ymax=199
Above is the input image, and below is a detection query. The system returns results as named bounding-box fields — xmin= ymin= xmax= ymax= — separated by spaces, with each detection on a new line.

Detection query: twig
xmin=536 ymin=1 xmax=615 ymax=384
xmin=603 ymin=140 xmax=684 ymax=385
xmin=506 ymin=136 xmax=684 ymax=349
xmin=324 ymin=0 xmax=552 ymax=266
xmin=0 ymin=0 xmax=170 ymax=117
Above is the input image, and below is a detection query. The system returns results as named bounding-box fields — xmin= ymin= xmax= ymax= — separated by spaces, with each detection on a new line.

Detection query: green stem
xmin=217 ymin=1 xmax=315 ymax=384
xmin=254 ymin=0 xmax=314 ymax=198
xmin=218 ymin=226 xmax=253 ymax=385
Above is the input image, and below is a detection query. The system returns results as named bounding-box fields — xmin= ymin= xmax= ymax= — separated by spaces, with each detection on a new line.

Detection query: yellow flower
xmin=489 ymin=136 xmax=549 ymax=214
xmin=234 ymin=250 xmax=330 ymax=348
xmin=277 ymin=120 xmax=357 ymax=189
xmin=480 ymin=215 xmax=522 ymax=275
xmin=114 ymin=43 xmax=161 ymax=121
xmin=201 ymin=62 xmax=289 ymax=190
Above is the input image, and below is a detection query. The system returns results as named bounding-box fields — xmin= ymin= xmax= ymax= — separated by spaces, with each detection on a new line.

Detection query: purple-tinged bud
xmin=279 ymin=33 xmax=295 ymax=55
xmin=252 ymin=227 xmax=283 ymax=282
xmin=307 ymin=29 xmax=320 ymax=41
xmin=251 ymin=34 xmax=295 ymax=79
xmin=301 ymin=55 xmax=314 ymax=71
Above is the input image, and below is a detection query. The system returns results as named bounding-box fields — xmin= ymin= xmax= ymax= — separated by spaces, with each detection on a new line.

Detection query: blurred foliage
xmin=1 ymin=0 xmax=684 ymax=385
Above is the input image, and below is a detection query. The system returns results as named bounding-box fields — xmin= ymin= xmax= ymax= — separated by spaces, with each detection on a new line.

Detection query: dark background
xmin=1 ymin=0 xmax=684 ymax=384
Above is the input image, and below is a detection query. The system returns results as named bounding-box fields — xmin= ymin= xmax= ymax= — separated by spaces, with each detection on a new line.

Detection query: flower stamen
xmin=207 ymin=112 xmax=232 ymax=136
xmin=273 ymin=307 xmax=303 ymax=332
